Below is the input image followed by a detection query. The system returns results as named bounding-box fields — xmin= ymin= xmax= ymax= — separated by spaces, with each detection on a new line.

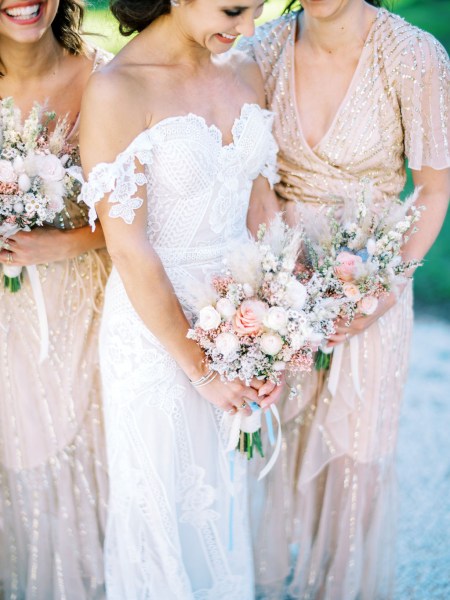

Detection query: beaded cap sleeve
xmin=391 ymin=24 xmax=450 ymax=170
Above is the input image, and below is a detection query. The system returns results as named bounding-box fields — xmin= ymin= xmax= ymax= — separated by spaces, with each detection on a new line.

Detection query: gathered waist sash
xmin=154 ymin=242 xmax=231 ymax=269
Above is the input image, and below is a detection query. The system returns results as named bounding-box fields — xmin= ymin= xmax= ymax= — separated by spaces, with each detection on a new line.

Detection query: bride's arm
xmin=247 ymin=175 xmax=281 ymax=237
xmin=79 ymin=70 xmax=262 ymax=412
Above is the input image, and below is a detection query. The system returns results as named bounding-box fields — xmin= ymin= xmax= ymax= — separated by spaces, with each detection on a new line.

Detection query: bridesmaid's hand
xmin=0 ymin=228 xmax=66 ymax=266
xmin=0 ymin=224 xmax=105 ymax=266
xmin=326 ymin=291 xmax=399 ymax=347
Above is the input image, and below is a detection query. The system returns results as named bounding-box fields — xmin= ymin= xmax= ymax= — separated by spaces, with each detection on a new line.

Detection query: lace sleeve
xmin=260 ymin=112 xmax=280 ymax=188
xmin=396 ymin=31 xmax=450 ymax=171
xmin=79 ymin=144 xmax=151 ymax=230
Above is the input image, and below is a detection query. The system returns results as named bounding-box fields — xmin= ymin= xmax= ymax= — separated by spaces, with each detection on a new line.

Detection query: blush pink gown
xmin=0 ymin=47 xmax=112 ymax=599
xmin=240 ymin=8 xmax=450 ymax=599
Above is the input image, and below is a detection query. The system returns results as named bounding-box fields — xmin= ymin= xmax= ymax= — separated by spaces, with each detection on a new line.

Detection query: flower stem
xmin=315 ymin=349 xmax=332 ymax=371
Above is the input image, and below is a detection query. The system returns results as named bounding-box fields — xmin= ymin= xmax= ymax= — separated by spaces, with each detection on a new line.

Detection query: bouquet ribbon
xmin=327 ymin=336 xmax=362 ymax=400
xmin=223 ymin=402 xmax=282 ymax=481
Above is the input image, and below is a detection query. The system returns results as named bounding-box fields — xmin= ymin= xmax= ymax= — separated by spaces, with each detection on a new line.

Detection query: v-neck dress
xmin=0 ymin=47 xmax=112 ymax=599
xmin=239 ymin=9 xmax=450 ymax=599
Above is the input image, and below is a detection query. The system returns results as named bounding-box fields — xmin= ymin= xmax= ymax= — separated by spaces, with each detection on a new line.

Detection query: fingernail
xmin=258 ymin=389 xmax=265 ymax=397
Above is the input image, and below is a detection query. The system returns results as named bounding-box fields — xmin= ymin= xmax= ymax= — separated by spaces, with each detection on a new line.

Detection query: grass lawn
xmin=84 ymin=0 xmax=450 ymax=317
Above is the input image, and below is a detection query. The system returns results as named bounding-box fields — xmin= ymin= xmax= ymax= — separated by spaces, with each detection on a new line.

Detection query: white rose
xmin=13 ymin=201 xmax=24 ymax=213
xmin=215 ymin=332 xmax=240 ymax=357
xmin=198 ymin=306 xmax=221 ymax=330
xmin=264 ymin=306 xmax=288 ymax=332
xmin=243 ymin=283 xmax=254 ymax=298
xmin=36 ymin=154 xmax=66 ymax=181
xmin=0 ymin=159 xmax=16 ymax=183
xmin=18 ymin=173 xmax=31 ymax=192
xmin=260 ymin=332 xmax=283 ymax=356
xmin=216 ymin=298 xmax=236 ymax=319
xmin=285 ymin=279 xmax=307 ymax=310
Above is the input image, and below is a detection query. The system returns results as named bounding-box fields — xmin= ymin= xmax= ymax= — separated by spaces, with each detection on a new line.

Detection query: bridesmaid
xmin=240 ymin=1 xmax=450 ymax=598
xmin=0 ymin=1 xmax=110 ymax=597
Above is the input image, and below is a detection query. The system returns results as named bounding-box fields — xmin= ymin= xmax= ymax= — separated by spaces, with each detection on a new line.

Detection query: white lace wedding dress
xmin=81 ymin=103 xmax=278 ymax=599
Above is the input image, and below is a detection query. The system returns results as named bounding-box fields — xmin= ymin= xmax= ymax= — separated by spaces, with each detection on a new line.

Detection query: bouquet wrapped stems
xmin=238 ymin=428 xmax=264 ymax=460
xmin=3 ymin=268 xmax=23 ymax=293
xmin=315 ymin=347 xmax=332 ymax=371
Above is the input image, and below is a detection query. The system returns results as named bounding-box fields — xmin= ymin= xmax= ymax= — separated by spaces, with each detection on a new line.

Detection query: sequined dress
xmin=239 ymin=9 xmax=450 ymax=599
xmin=80 ymin=103 xmax=278 ymax=599
xmin=0 ymin=48 xmax=111 ymax=599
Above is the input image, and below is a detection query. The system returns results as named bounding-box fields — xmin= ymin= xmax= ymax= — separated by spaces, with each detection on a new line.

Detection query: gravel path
xmin=395 ymin=317 xmax=450 ymax=599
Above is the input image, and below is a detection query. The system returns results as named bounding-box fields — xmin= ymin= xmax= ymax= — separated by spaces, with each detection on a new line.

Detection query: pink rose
xmin=358 ymin=295 xmax=378 ymax=315
xmin=343 ymin=283 xmax=362 ymax=302
xmin=233 ymin=299 xmax=266 ymax=336
xmin=334 ymin=251 xmax=362 ymax=282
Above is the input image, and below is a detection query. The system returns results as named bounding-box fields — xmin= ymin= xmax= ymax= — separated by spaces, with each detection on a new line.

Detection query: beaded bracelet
xmin=190 ymin=369 xmax=218 ymax=388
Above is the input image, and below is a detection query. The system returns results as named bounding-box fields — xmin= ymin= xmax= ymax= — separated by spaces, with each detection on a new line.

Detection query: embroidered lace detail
xmin=95 ymin=103 xmax=276 ymax=599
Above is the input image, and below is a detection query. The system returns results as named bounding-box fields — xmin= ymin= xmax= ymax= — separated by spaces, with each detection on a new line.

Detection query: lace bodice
xmin=81 ymin=103 xmax=278 ymax=272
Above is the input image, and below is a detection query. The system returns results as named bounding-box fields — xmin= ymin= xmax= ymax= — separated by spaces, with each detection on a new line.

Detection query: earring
xmin=170 ymin=0 xmax=180 ymax=6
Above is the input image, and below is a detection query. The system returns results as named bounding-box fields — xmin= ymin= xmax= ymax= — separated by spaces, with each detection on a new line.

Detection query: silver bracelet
xmin=190 ymin=369 xmax=217 ymax=388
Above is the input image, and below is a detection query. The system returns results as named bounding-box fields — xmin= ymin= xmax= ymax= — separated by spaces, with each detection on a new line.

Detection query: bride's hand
xmin=250 ymin=377 xmax=285 ymax=410
xmin=195 ymin=375 xmax=260 ymax=416
xmin=326 ymin=291 xmax=399 ymax=347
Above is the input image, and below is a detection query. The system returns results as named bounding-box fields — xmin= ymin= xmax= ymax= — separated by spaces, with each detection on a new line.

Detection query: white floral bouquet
xmin=187 ymin=216 xmax=340 ymax=459
xmin=0 ymin=97 xmax=80 ymax=291
xmin=301 ymin=187 xmax=423 ymax=369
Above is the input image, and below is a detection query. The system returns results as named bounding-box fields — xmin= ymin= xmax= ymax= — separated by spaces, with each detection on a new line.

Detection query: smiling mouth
xmin=216 ymin=32 xmax=238 ymax=43
xmin=3 ymin=2 xmax=43 ymax=22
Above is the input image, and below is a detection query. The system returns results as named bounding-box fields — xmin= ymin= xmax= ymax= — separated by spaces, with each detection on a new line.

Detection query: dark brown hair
xmin=284 ymin=0 xmax=383 ymax=13
xmin=110 ymin=0 xmax=171 ymax=36
xmin=52 ymin=0 xmax=86 ymax=54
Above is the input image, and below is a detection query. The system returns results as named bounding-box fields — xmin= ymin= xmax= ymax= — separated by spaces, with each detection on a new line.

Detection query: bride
xmin=79 ymin=0 xmax=281 ymax=597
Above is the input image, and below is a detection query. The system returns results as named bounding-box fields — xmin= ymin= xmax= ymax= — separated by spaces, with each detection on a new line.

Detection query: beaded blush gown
xmin=240 ymin=9 xmax=450 ymax=600
xmin=0 ymin=48 xmax=111 ymax=599
xmin=80 ymin=103 xmax=278 ymax=599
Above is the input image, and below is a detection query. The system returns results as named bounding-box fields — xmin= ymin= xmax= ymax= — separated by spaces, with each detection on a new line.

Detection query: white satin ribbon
xmin=327 ymin=336 xmax=362 ymax=400
xmin=222 ymin=403 xmax=282 ymax=481
xmin=26 ymin=265 xmax=49 ymax=363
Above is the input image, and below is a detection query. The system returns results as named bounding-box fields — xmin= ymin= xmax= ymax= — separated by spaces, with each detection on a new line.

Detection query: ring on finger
xmin=345 ymin=333 xmax=350 ymax=341
xmin=3 ymin=242 xmax=11 ymax=251
xmin=227 ymin=407 xmax=237 ymax=415
xmin=7 ymin=251 xmax=13 ymax=263
xmin=238 ymin=400 xmax=247 ymax=410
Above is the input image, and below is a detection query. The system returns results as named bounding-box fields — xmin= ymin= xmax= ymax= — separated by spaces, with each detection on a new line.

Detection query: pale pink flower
xmin=334 ymin=251 xmax=362 ymax=282
xmin=233 ymin=299 xmax=266 ymax=336
xmin=358 ymin=295 xmax=378 ymax=315
xmin=343 ymin=282 xmax=362 ymax=302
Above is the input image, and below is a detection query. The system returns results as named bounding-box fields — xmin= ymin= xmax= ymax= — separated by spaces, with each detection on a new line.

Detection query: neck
xmin=0 ymin=30 xmax=64 ymax=82
xmin=140 ymin=14 xmax=213 ymax=71
xmin=299 ymin=2 xmax=378 ymax=54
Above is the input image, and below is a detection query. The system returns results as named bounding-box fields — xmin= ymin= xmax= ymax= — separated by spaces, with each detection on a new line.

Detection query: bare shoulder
xmin=81 ymin=60 xmax=149 ymax=166
xmin=224 ymin=49 xmax=265 ymax=106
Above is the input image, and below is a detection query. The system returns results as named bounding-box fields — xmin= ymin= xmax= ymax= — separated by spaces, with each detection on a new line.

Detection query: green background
xmin=84 ymin=0 xmax=450 ymax=319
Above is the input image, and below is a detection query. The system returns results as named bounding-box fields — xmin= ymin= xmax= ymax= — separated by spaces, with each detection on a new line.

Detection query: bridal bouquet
xmin=301 ymin=187 xmax=423 ymax=369
xmin=187 ymin=216 xmax=340 ymax=459
xmin=0 ymin=97 xmax=80 ymax=291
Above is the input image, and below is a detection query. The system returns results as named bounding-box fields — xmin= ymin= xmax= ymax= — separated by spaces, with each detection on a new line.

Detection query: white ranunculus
xmin=264 ymin=306 xmax=288 ymax=332
xmin=290 ymin=331 xmax=306 ymax=351
xmin=273 ymin=361 xmax=286 ymax=371
xmin=243 ymin=283 xmax=254 ymax=298
xmin=285 ymin=279 xmax=307 ymax=310
xmin=0 ymin=159 xmax=16 ymax=183
xmin=215 ymin=332 xmax=240 ymax=357
xmin=13 ymin=155 xmax=25 ymax=174
xmin=24 ymin=153 xmax=39 ymax=177
xmin=36 ymin=154 xmax=66 ymax=182
xmin=13 ymin=201 xmax=24 ymax=214
xmin=216 ymin=298 xmax=236 ymax=320
xmin=198 ymin=306 xmax=221 ymax=330
xmin=18 ymin=173 xmax=31 ymax=192
xmin=259 ymin=332 xmax=283 ymax=356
